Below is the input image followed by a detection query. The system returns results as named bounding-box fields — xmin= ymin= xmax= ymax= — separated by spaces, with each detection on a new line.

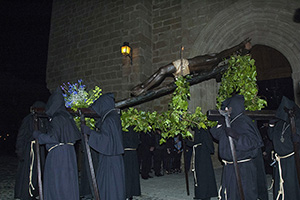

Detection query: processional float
xmin=32 ymin=39 xmax=297 ymax=199
xmin=30 ymin=67 xmax=279 ymax=200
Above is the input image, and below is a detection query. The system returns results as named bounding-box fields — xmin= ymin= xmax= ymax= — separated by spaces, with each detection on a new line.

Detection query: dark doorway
xmin=257 ymin=77 xmax=294 ymax=110
xmin=251 ymin=45 xmax=294 ymax=176
xmin=251 ymin=44 xmax=294 ymax=110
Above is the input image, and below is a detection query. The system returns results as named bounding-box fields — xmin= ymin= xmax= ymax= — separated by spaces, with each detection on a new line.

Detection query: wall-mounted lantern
xmin=121 ymin=42 xmax=132 ymax=65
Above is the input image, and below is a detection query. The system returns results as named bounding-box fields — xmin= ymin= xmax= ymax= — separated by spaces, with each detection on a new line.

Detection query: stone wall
xmin=47 ymin=0 xmax=300 ymax=167
xmin=47 ymin=0 xmax=300 ymax=108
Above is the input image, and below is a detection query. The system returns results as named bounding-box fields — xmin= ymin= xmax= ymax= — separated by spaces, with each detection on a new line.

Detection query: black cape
xmin=88 ymin=93 xmax=125 ymax=200
xmin=123 ymin=126 xmax=141 ymax=198
xmin=139 ymin=131 xmax=155 ymax=178
xmin=14 ymin=101 xmax=47 ymax=200
xmin=268 ymin=96 xmax=300 ymax=199
xmin=192 ymin=128 xmax=218 ymax=199
xmin=35 ymin=87 xmax=81 ymax=200
xmin=210 ymin=95 xmax=264 ymax=200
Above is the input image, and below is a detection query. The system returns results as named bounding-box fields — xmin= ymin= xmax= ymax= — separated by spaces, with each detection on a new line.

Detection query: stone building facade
xmin=46 ymin=0 xmax=300 ymax=164
xmin=47 ymin=0 xmax=300 ymax=111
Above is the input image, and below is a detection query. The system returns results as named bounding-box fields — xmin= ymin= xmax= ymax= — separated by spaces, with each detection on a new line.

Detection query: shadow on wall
xmin=293 ymin=8 xmax=300 ymax=23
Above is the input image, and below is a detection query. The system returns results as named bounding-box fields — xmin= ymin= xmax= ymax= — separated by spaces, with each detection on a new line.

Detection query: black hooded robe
xmin=153 ymin=129 xmax=166 ymax=176
xmin=139 ymin=131 xmax=155 ymax=178
xmin=87 ymin=93 xmax=126 ymax=200
xmin=123 ymin=126 xmax=141 ymax=199
xmin=268 ymin=96 xmax=300 ymax=200
xmin=192 ymin=128 xmax=218 ymax=200
xmin=34 ymin=88 xmax=81 ymax=200
xmin=14 ymin=101 xmax=47 ymax=200
xmin=210 ymin=95 xmax=264 ymax=200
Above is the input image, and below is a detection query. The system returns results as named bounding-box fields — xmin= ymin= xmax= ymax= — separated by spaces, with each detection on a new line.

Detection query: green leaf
xmin=216 ymin=55 xmax=266 ymax=111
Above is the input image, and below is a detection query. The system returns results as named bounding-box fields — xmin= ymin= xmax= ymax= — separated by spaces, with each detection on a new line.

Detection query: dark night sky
xmin=0 ymin=1 xmax=53 ymax=83
xmin=0 ymin=1 xmax=53 ymax=154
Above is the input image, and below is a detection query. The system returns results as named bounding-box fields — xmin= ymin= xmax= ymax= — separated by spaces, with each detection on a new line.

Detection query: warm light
xmin=121 ymin=42 xmax=131 ymax=56
xmin=121 ymin=42 xmax=132 ymax=64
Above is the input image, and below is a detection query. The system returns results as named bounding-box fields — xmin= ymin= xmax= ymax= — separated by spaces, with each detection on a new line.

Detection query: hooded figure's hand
xmin=225 ymin=127 xmax=239 ymax=139
xmin=217 ymin=117 xmax=225 ymax=126
xmin=292 ymin=133 xmax=300 ymax=143
xmin=33 ymin=130 xmax=41 ymax=139
xmin=268 ymin=119 xmax=278 ymax=128
xmin=81 ymin=124 xmax=92 ymax=135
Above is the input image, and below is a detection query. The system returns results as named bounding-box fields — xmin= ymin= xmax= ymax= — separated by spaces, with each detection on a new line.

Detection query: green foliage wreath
xmin=121 ymin=54 xmax=267 ymax=143
xmin=216 ymin=55 xmax=267 ymax=111
xmin=63 ymin=55 xmax=266 ymax=143
xmin=121 ymin=76 xmax=214 ymax=143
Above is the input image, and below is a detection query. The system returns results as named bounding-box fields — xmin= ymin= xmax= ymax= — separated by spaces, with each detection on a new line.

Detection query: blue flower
xmin=65 ymin=101 xmax=72 ymax=108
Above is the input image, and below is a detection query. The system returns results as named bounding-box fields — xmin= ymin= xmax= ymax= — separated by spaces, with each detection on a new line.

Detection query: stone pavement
xmin=0 ymin=155 xmax=273 ymax=200
xmin=133 ymin=168 xmax=222 ymax=200
xmin=133 ymin=168 xmax=274 ymax=200
xmin=0 ymin=155 xmax=18 ymax=200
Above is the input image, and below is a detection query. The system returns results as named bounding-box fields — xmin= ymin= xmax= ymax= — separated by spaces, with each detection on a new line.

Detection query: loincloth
xmin=172 ymin=59 xmax=190 ymax=78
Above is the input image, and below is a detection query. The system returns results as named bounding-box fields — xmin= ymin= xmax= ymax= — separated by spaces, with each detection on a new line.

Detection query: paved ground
xmin=0 ymin=155 xmax=18 ymax=200
xmin=133 ymin=168 xmax=223 ymax=200
xmin=134 ymin=168 xmax=274 ymax=200
xmin=0 ymin=155 xmax=273 ymax=200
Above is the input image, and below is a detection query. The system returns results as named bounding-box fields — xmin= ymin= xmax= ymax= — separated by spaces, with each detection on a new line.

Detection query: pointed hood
xmin=91 ymin=93 xmax=115 ymax=118
xmin=88 ymin=92 xmax=124 ymax=155
xmin=32 ymin=101 xmax=46 ymax=109
xmin=221 ymin=95 xmax=245 ymax=119
xmin=45 ymin=87 xmax=80 ymax=143
xmin=276 ymin=96 xmax=300 ymax=122
xmin=45 ymin=87 xmax=66 ymax=117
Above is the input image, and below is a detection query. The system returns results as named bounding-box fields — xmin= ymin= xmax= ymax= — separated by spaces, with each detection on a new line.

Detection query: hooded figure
xmin=268 ymin=96 xmax=300 ymax=200
xmin=192 ymin=128 xmax=218 ymax=200
xmin=81 ymin=93 xmax=125 ymax=200
xmin=210 ymin=95 xmax=264 ymax=200
xmin=14 ymin=101 xmax=48 ymax=200
xmin=122 ymin=126 xmax=141 ymax=199
xmin=33 ymin=87 xmax=81 ymax=200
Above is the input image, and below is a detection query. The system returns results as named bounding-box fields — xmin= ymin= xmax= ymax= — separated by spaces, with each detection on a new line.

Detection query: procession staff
xmin=219 ymin=107 xmax=244 ymax=200
xmin=210 ymin=95 xmax=264 ymax=200
xmin=79 ymin=112 xmax=100 ymax=200
xmin=182 ymin=135 xmax=190 ymax=196
xmin=33 ymin=114 xmax=44 ymax=200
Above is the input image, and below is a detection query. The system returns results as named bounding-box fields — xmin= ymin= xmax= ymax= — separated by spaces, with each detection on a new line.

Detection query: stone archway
xmin=187 ymin=0 xmax=300 ymax=168
xmin=188 ymin=0 xmax=300 ymax=113
xmin=252 ymin=44 xmax=294 ymax=109
xmin=252 ymin=45 xmax=292 ymax=81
